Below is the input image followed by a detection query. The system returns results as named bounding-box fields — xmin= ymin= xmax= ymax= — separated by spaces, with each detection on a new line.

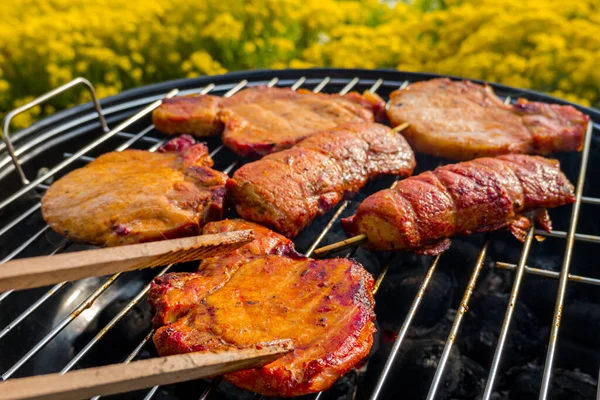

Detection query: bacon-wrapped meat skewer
xmin=342 ymin=154 xmax=575 ymax=255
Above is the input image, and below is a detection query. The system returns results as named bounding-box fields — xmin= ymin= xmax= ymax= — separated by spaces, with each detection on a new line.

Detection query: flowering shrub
xmin=1 ymin=0 xmax=598 ymax=128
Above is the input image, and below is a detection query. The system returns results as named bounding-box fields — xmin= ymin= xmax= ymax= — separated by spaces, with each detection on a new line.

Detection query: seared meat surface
xmin=42 ymin=136 xmax=227 ymax=247
xmin=152 ymin=253 xmax=375 ymax=397
xmin=227 ymin=122 xmax=416 ymax=237
xmin=387 ymin=78 xmax=589 ymax=160
xmin=149 ymin=219 xmax=297 ymax=325
xmin=343 ymin=154 xmax=575 ymax=254
xmin=153 ymin=86 xmax=386 ymax=157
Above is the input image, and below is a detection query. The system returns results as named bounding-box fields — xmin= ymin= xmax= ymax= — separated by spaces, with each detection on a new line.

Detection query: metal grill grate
xmin=0 ymin=69 xmax=599 ymax=399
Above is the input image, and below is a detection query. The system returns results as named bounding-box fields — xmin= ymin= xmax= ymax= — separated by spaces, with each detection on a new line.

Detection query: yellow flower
xmin=0 ymin=0 xmax=598 ymax=117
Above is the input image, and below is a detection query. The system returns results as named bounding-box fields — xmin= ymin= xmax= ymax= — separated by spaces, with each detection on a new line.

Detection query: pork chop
xmin=152 ymin=254 xmax=375 ymax=396
xmin=42 ymin=136 xmax=227 ymax=246
xmin=227 ymin=122 xmax=415 ymax=237
xmin=149 ymin=219 xmax=298 ymax=326
xmin=387 ymin=78 xmax=589 ymax=160
xmin=153 ymin=86 xmax=385 ymax=157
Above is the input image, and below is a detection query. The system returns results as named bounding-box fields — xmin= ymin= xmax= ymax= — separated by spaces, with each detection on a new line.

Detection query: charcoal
xmin=561 ymin=299 xmax=600 ymax=349
xmin=459 ymin=294 xmax=541 ymax=368
xmin=375 ymin=269 xmax=454 ymax=336
xmin=509 ymin=364 xmax=597 ymax=400
xmin=437 ymin=239 xmax=485 ymax=285
xmin=518 ymin=254 xmax=563 ymax=320
xmin=451 ymin=356 xmax=487 ymax=399
xmin=359 ymin=339 xmax=462 ymax=400
xmin=552 ymin=336 xmax=600 ymax=376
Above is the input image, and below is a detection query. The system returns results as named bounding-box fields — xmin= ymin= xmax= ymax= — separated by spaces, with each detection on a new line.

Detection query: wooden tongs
xmin=0 ymin=229 xmax=295 ymax=399
xmin=0 ymin=340 xmax=294 ymax=400
xmin=0 ymin=230 xmax=255 ymax=292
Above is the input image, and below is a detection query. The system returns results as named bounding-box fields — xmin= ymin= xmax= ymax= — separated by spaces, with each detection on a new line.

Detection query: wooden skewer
xmin=0 ymin=340 xmax=294 ymax=400
xmin=313 ymin=122 xmax=410 ymax=258
xmin=0 ymin=230 xmax=255 ymax=293
xmin=392 ymin=121 xmax=410 ymax=133
xmin=313 ymin=234 xmax=367 ymax=258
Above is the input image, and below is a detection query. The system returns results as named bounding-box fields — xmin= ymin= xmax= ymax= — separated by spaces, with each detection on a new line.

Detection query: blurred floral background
xmin=1 ymin=0 xmax=599 ymax=128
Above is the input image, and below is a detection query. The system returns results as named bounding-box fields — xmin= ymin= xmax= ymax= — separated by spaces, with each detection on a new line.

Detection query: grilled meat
xmin=227 ymin=122 xmax=416 ymax=237
xmin=152 ymin=86 xmax=386 ymax=157
xmin=387 ymin=78 xmax=589 ymax=160
xmin=152 ymin=254 xmax=375 ymax=397
xmin=342 ymin=154 xmax=575 ymax=254
xmin=149 ymin=219 xmax=297 ymax=325
xmin=153 ymin=94 xmax=224 ymax=137
xmin=42 ymin=136 xmax=227 ymax=247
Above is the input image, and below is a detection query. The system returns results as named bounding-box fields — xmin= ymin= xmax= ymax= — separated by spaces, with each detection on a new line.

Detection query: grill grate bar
xmin=199 ymin=378 xmax=222 ymax=400
xmin=115 ymin=131 xmax=163 ymax=144
xmin=496 ymin=261 xmax=600 ymax=286
xmin=0 ymin=225 xmax=50 ymax=265
xmin=482 ymin=228 xmax=536 ymax=398
xmin=426 ymin=240 xmax=490 ymax=400
xmin=225 ymin=80 xmax=248 ymax=97
xmin=62 ymin=153 xmax=95 ymax=163
xmin=0 ymin=89 xmax=178 ymax=212
xmin=339 ymin=77 xmax=360 ymax=95
xmin=370 ymin=254 xmax=441 ymax=400
xmin=143 ymin=386 xmax=160 ymax=400
xmin=312 ymin=77 xmax=330 ymax=93
xmin=115 ymin=125 xmax=157 ymax=151
xmin=535 ymin=229 xmax=600 ymax=244
xmin=539 ymin=121 xmax=595 ymax=399
xmin=597 ymin=370 xmax=600 ymax=399
xmin=582 ymin=196 xmax=600 ymax=205
xmin=369 ymin=78 xmax=384 ymax=94
xmin=0 ymin=203 xmax=41 ymax=238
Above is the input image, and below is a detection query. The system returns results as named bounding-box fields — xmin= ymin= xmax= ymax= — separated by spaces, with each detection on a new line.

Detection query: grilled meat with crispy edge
xmin=342 ymin=154 xmax=575 ymax=254
xmin=227 ymin=122 xmax=416 ymax=237
xmin=387 ymin=78 xmax=589 ymax=161
xmin=152 ymin=254 xmax=375 ymax=397
xmin=42 ymin=136 xmax=227 ymax=247
xmin=149 ymin=219 xmax=297 ymax=326
xmin=152 ymin=86 xmax=386 ymax=157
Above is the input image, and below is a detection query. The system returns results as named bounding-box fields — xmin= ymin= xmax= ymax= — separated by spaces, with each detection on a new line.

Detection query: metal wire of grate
xmin=0 ymin=71 xmax=598 ymax=400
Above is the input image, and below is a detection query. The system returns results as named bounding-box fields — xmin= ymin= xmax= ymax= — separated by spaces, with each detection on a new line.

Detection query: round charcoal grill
xmin=1 ymin=69 xmax=599 ymax=400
